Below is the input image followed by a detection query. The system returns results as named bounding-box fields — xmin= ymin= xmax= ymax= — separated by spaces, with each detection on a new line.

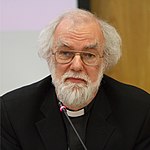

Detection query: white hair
xmin=38 ymin=9 xmax=122 ymax=71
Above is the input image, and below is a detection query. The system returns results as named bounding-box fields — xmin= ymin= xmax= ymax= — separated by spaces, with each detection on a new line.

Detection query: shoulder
xmin=102 ymin=75 xmax=150 ymax=100
xmin=102 ymin=75 xmax=150 ymax=112
xmin=1 ymin=75 xmax=52 ymax=109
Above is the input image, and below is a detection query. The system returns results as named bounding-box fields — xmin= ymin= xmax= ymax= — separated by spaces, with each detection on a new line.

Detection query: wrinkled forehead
xmin=53 ymin=18 xmax=105 ymax=47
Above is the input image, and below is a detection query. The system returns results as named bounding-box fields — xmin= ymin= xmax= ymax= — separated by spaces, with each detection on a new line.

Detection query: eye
xmin=82 ymin=52 xmax=96 ymax=59
xmin=58 ymin=51 xmax=74 ymax=59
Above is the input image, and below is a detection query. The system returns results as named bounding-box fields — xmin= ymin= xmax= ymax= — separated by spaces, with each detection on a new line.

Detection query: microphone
xmin=58 ymin=101 xmax=87 ymax=150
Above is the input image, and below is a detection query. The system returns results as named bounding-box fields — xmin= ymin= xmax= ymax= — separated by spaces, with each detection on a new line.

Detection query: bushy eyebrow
xmin=55 ymin=39 xmax=100 ymax=50
xmin=55 ymin=39 xmax=69 ymax=49
xmin=84 ymin=42 xmax=99 ymax=50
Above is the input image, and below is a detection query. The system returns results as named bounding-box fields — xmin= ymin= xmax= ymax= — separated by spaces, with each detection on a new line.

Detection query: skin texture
xmin=51 ymin=19 xmax=105 ymax=110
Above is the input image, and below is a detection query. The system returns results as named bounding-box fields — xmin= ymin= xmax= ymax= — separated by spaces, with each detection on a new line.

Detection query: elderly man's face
xmin=50 ymin=20 xmax=105 ymax=110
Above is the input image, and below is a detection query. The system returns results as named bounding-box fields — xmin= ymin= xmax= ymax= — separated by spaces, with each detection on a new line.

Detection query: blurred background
xmin=0 ymin=0 xmax=77 ymax=95
xmin=0 ymin=0 xmax=150 ymax=95
xmin=90 ymin=0 xmax=150 ymax=93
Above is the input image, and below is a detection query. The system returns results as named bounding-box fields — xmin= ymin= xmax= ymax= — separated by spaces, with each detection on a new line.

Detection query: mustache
xmin=61 ymin=72 xmax=90 ymax=83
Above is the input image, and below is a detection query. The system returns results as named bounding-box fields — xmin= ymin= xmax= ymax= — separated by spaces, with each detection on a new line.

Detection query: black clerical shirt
xmin=62 ymin=101 xmax=94 ymax=150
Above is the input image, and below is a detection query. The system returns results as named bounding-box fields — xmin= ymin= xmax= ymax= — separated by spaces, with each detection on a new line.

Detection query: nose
xmin=70 ymin=55 xmax=84 ymax=72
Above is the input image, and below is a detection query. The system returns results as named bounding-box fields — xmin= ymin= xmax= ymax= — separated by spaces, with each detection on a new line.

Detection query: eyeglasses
xmin=52 ymin=50 xmax=103 ymax=66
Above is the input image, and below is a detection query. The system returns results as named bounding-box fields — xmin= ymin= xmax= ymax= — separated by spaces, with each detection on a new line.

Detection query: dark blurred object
xmin=78 ymin=0 xmax=91 ymax=11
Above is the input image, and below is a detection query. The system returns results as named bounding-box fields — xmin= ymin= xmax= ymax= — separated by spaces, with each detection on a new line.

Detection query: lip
xmin=65 ymin=77 xmax=86 ymax=84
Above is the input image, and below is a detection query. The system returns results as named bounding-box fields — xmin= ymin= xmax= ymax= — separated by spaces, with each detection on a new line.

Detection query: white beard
xmin=50 ymin=66 xmax=104 ymax=110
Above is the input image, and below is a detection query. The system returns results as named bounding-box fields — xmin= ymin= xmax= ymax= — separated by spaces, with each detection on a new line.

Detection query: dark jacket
xmin=1 ymin=75 xmax=150 ymax=150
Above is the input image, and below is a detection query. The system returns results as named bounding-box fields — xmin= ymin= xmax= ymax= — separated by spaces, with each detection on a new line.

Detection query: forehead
xmin=53 ymin=19 xmax=105 ymax=49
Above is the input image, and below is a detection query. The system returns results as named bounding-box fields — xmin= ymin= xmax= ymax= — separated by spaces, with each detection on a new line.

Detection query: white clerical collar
xmin=66 ymin=108 xmax=85 ymax=117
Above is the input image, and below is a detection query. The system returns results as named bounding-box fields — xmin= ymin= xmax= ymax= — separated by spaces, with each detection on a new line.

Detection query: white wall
xmin=1 ymin=31 xmax=49 ymax=95
xmin=0 ymin=0 xmax=77 ymax=95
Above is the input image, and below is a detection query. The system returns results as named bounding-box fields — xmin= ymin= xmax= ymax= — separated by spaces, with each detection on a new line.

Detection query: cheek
xmin=54 ymin=64 xmax=69 ymax=79
xmin=87 ymin=65 xmax=103 ymax=83
xmin=87 ymin=69 xmax=99 ymax=82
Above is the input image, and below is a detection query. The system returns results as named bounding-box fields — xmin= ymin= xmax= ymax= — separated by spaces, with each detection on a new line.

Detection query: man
xmin=1 ymin=9 xmax=150 ymax=150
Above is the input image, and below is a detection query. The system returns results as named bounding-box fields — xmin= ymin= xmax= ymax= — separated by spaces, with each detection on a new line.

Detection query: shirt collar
xmin=66 ymin=99 xmax=95 ymax=117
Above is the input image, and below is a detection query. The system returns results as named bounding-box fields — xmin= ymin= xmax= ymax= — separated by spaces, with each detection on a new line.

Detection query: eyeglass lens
xmin=55 ymin=50 xmax=100 ymax=66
